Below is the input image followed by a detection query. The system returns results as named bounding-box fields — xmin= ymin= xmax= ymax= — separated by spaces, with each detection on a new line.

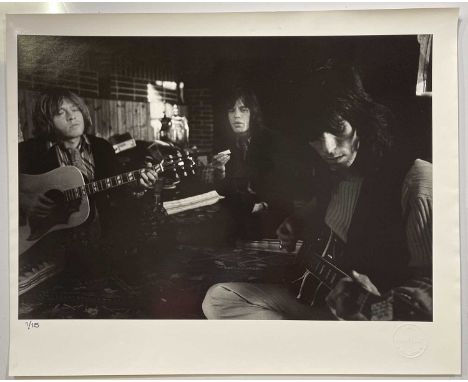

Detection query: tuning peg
xmin=188 ymin=158 xmax=196 ymax=176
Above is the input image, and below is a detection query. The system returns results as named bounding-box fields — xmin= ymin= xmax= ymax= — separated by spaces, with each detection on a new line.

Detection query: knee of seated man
xmin=202 ymin=283 xmax=236 ymax=319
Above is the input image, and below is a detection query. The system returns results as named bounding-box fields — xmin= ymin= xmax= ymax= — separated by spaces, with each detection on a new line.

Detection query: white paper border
xmin=6 ymin=9 xmax=460 ymax=376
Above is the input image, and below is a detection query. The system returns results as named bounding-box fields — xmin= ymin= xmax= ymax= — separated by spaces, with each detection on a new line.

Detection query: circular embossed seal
xmin=393 ymin=324 xmax=428 ymax=358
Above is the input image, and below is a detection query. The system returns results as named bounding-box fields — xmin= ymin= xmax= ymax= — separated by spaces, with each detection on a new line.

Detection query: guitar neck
xmin=64 ymin=162 xmax=164 ymax=202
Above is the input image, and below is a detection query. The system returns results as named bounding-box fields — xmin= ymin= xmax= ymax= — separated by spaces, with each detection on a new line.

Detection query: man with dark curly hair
xmin=202 ymin=65 xmax=432 ymax=321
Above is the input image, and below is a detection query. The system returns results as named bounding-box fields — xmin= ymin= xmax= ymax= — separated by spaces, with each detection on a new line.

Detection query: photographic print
xmin=7 ymin=10 xmax=460 ymax=377
xmin=17 ymin=34 xmax=433 ymax=322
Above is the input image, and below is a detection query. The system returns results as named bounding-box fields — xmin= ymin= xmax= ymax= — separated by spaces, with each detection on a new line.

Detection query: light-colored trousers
xmin=202 ymin=282 xmax=335 ymax=320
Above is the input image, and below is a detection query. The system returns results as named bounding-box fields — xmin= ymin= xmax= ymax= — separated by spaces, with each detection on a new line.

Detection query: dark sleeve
xmin=90 ymin=137 xmax=127 ymax=206
xmin=92 ymin=137 xmax=122 ymax=179
xmin=18 ymin=138 xmax=59 ymax=175
xmin=18 ymin=142 xmax=29 ymax=173
xmin=246 ymin=129 xmax=293 ymax=216
xmin=90 ymin=137 xmax=130 ymax=236
xmin=214 ymin=158 xmax=257 ymax=214
xmin=18 ymin=140 xmax=39 ymax=174
xmin=93 ymin=136 xmax=156 ymax=199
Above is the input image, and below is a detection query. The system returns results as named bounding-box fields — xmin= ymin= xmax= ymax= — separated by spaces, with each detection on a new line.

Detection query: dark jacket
xmin=214 ymin=128 xmax=294 ymax=239
xmin=311 ymin=149 xmax=420 ymax=293
xmin=216 ymin=128 xmax=293 ymax=213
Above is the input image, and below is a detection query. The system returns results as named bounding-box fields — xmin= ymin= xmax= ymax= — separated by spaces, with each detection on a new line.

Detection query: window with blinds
xmin=109 ymin=75 xmax=179 ymax=103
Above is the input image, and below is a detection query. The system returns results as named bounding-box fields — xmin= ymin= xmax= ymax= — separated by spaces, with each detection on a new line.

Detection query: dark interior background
xmin=18 ymin=35 xmax=432 ymax=161
xmin=17 ymin=35 xmax=434 ymax=319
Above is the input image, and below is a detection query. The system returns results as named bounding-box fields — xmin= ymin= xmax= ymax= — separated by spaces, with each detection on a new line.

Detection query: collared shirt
xmin=47 ymin=135 xmax=100 ymax=238
xmin=47 ymin=135 xmax=95 ymax=181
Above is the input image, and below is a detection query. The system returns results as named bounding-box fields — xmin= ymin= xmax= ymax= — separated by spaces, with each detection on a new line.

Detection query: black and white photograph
xmin=17 ymin=34 xmax=433 ymax=321
xmin=7 ymin=9 xmax=461 ymax=377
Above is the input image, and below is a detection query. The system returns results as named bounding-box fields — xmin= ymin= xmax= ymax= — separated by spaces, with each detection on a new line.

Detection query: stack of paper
xmin=237 ymin=239 xmax=303 ymax=254
xmin=163 ymin=190 xmax=224 ymax=215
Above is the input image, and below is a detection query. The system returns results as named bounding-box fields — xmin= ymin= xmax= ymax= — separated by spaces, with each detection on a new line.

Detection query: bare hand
xmin=211 ymin=153 xmax=231 ymax=171
xmin=276 ymin=216 xmax=303 ymax=252
xmin=251 ymin=202 xmax=268 ymax=214
xmin=20 ymin=192 xmax=56 ymax=220
xmin=326 ymin=270 xmax=381 ymax=320
xmin=139 ymin=162 xmax=158 ymax=189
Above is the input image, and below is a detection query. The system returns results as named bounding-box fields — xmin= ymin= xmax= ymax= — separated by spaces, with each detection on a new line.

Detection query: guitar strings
xmin=63 ymin=156 xmax=192 ymax=201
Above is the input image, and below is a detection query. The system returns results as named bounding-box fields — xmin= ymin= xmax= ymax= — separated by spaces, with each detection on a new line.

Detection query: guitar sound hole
xmin=27 ymin=189 xmax=80 ymax=241
xmin=44 ymin=189 xmax=66 ymax=204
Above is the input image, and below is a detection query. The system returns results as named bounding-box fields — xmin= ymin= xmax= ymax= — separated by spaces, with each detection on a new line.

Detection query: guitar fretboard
xmin=63 ymin=162 xmax=165 ymax=202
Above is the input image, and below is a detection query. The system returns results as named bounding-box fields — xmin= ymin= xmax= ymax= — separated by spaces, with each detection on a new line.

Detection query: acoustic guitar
xmin=19 ymin=153 xmax=195 ymax=256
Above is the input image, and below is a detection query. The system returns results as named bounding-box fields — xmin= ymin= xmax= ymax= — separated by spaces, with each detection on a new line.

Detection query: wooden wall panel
xmin=18 ymin=90 xmax=38 ymax=141
xmin=18 ymin=90 xmax=154 ymax=142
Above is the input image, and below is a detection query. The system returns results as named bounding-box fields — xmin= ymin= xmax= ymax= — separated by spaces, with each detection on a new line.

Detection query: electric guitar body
xmin=291 ymin=224 xmax=431 ymax=320
xmin=292 ymin=225 xmax=348 ymax=307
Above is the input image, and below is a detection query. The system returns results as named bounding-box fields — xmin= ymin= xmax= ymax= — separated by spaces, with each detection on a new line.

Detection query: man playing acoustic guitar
xmin=202 ymin=65 xmax=432 ymax=321
xmin=19 ymin=88 xmax=158 ymax=277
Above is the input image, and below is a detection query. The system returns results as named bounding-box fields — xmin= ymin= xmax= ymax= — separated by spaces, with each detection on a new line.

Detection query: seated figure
xmin=202 ymin=66 xmax=432 ymax=321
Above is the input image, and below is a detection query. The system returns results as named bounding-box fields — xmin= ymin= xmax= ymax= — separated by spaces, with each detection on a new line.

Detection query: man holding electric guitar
xmin=202 ymin=65 xmax=433 ymax=321
xmin=19 ymin=88 xmax=158 ymax=276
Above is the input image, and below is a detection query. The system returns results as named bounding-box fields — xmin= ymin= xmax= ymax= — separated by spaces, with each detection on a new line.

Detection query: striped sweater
xmin=324 ymin=159 xmax=432 ymax=268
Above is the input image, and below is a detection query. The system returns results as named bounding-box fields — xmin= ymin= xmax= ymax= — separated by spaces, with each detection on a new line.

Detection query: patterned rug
xmin=19 ymin=202 xmax=297 ymax=319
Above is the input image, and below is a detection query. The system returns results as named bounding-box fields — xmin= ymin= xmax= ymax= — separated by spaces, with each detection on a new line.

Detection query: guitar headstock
xmin=162 ymin=152 xmax=196 ymax=181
